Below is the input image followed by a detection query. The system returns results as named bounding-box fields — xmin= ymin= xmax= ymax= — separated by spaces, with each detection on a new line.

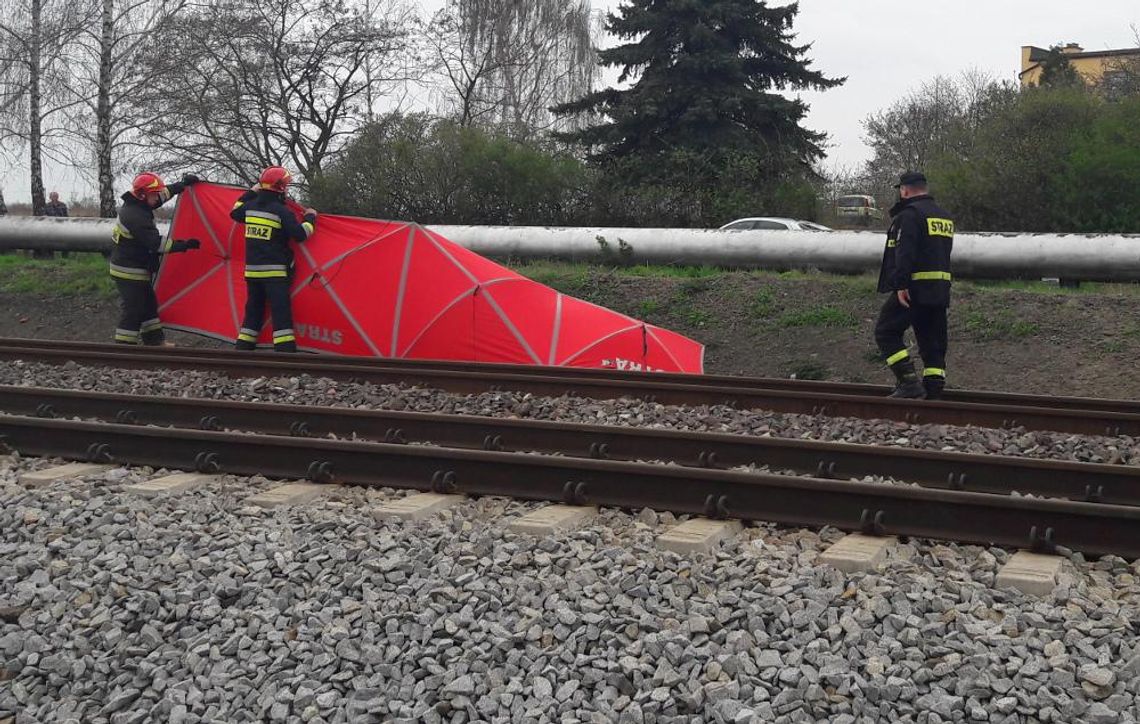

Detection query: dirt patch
xmin=0 ymin=292 xmax=222 ymax=349
xmin=1 ymin=271 xmax=1137 ymax=398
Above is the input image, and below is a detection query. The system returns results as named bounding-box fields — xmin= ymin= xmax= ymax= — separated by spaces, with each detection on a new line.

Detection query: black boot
xmin=923 ymin=375 xmax=945 ymax=400
xmin=889 ymin=359 xmax=926 ymax=399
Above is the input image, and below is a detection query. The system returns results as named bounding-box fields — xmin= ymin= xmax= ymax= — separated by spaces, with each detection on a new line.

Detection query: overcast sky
xmin=2 ymin=0 xmax=1137 ymax=203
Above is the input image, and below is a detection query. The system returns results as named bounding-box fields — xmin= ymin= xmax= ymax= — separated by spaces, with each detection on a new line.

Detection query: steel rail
xmin=0 ymin=343 xmax=1136 ymax=438
xmin=0 ymin=414 xmax=1137 ymax=557
xmin=4 ymin=385 xmax=1140 ymax=507
xmin=1 ymin=336 xmax=1135 ymax=415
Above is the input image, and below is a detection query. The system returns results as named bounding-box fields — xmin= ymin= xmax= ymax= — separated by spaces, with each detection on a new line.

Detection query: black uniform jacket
xmin=109 ymin=182 xmax=188 ymax=280
xmin=230 ymin=190 xmax=316 ymax=280
xmin=877 ymin=195 xmax=954 ymax=307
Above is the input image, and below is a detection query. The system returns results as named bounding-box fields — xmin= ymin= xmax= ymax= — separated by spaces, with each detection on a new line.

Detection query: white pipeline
xmin=1 ymin=216 xmax=1138 ymax=281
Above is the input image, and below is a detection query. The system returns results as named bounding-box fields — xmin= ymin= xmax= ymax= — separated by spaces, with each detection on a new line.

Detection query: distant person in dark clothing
xmin=0 ymin=188 xmax=7 ymax=215
xmin=43 ymin=191 xmax=70 ymax=257
xmin=44 ymin=191 xmax=68 ymax=217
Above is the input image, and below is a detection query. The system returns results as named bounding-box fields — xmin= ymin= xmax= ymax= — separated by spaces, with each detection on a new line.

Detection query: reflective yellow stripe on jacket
xmin=910 ymin=271 xmax=952 ymax=281
xmin=111 ymin=224 xmax=133 ymax=244
xmin=244 ymin=264 xmax=288 ymax=279
xmin=109 ymin=263 xmax=150 ymax=281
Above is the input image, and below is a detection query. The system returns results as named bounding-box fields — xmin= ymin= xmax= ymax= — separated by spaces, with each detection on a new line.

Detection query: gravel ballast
xmin=2 ymin=454 xmax=1140 ymax=723
xmin=3 ymin=358 xmax=1140 ymax=723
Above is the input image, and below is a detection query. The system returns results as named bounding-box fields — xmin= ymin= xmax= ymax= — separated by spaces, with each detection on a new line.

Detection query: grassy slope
xmin=5 ymin=253 xmax=1140 ymax=393
xmin=0 ymin=253 xmax=115 ymax=296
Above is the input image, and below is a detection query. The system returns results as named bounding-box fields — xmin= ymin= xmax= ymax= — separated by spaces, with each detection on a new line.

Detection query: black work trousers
xmin=114 ymin=278 xmax=164 ymax=345
xmin=874 ymin=293 xmax=947 ymax=376
xmin=237 ymin=278 xmax=296 ymax=352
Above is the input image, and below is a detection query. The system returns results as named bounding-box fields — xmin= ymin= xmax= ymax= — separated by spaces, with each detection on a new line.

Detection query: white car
xmin=719 ymin=217 xmax=833 ymax=232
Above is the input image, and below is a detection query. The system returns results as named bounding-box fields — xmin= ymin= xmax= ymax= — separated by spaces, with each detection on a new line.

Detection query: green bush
xmin=1054 ymin=95 xmax=1140 ymax=232
xmin=930 ymin=86 xmax=1099 ymax=232
xmin=313 ymin=112 xmax=825 ymax=229
xmin=310 ymin=114 xmax=593 ymax=226
xmin=923 ymin=85 xmax=1140 ymax=233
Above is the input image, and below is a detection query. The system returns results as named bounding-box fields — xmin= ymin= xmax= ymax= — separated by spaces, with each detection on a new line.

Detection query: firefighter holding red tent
xmin=231 ymin=166 xmax=318 ymax=353
xmin=110 ymin=171 xmax=202 ymax=345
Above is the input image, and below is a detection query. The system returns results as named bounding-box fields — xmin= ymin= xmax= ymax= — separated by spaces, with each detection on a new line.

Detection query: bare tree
xmin=861 ymin=71 xmax=1016 ymax=193
xmin=134 ymin=0 xmax=416 ymax=189
xmin=1100 ymin=25 xmax=1140 ymax=99
xmin=0 ymin=0 xmax=90 ymax=215
xmin=426 ymin=0 xmax=600 ymax=138
xmin=426 ymin=8 xmax=521 ymax=128
xmin=58 ymin=0 xmax=188 ymax=217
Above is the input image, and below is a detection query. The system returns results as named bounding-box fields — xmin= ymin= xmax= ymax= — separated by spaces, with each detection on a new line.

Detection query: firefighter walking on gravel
xmin=230 ymin=166 xmax=318 ymax=353
xmin=110 ymin=172 xmax=202 ymax=345
xmin=875 ymin=171 xmax=954 ymax=399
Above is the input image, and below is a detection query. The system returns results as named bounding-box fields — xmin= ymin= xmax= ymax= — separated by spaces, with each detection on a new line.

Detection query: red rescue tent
xmin=154 ymin=183 xmax=704 ymax=373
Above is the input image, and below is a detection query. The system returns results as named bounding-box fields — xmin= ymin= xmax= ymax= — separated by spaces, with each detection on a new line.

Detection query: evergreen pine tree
xmin=554 ymin=0 xmax=842 ymax=224
xmin=1037 ymin=46 xmax=1084 ymax=88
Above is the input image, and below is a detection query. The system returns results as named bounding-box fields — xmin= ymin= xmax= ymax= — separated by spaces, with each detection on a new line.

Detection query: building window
xmin=1103 ymin=70 xmax=1133 ymax=100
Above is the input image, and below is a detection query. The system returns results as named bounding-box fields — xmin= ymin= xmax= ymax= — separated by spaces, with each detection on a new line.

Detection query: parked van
xmin=835 ymin=194 xmax=883 ymax=225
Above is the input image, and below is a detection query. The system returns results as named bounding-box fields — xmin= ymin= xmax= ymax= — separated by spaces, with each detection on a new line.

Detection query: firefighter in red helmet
xmin=109 ymin=171 xmax=202 ymax=345
xmin=230 ymin=165 xmax=318 ymax=352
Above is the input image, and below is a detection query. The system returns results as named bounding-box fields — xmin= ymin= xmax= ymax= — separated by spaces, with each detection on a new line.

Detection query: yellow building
xmin=1020 ymin=43 xmax=1140 ymax=90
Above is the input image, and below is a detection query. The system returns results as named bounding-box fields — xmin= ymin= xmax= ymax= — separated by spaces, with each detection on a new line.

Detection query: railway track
xmin=1 ymin=337 xmax=1138 ymax=437
xmin=4 ymin=384 xmax=1139 ymax=506
xmin=2 ymin=383 xmax=1140 ymax=557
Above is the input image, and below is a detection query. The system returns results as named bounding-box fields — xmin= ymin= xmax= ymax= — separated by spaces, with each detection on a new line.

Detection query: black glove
xmin=181 ymin=173 xmax=200 ymax=186
xmin=169 ymin=238 xmax=201 ymax=253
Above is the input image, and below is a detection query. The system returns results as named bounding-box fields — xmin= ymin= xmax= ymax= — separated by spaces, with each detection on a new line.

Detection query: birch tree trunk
xmin=28 ymin=0 xmax=44 ymax=217
xmin=96 ymin=0 xmax=114 ymax=217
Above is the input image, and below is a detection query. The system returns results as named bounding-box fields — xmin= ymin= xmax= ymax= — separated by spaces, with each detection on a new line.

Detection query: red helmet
xmin=259 ymin=166 xmax=293 ymax=192
xmin=131 ymin=172 xmax=166 ymax=199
